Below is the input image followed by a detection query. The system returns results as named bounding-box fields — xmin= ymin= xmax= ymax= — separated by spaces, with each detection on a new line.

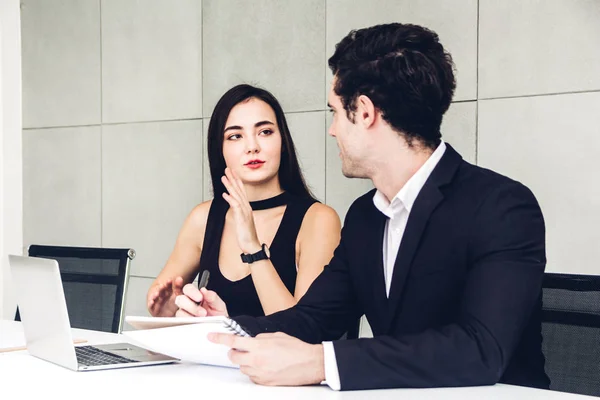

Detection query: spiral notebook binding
xmin=224 ymin=319 xmax=250 ymax=337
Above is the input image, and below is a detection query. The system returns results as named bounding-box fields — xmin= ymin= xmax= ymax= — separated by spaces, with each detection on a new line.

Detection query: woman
xmin=147 ymin=84 xmax=341 ymax=318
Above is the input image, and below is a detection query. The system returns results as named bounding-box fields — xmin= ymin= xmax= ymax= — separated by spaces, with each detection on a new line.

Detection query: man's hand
xmin=208 ymin=331 xmax=325 ymax=386
xmin=147 ymin=276 xmax=184 ymax=317
xmin=175 ymin=283 xmax=228 ymax=317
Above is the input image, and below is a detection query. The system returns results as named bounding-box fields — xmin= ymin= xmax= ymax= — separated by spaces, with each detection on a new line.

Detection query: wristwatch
xmin=240 ymin=243 xmax=270 ymax=264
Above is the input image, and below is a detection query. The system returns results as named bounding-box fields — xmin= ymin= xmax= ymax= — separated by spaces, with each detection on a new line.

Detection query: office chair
xmin=15 ymin=245 xmax=135 ymax=334
xmin=541 ymin=272 xmax=600 ymax=397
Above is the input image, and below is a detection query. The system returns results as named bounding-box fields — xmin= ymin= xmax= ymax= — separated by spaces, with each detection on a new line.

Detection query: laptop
xmin=8 ymin=254 xmax=179 ymax=371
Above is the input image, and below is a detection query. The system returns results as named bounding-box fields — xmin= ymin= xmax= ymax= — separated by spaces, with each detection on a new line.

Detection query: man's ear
xmin=357 ymin=94 xmax=377 ymax=128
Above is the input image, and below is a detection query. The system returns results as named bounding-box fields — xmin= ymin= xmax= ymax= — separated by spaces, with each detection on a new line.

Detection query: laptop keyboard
xmin=75 ymin=345 xmax=137 ymax=367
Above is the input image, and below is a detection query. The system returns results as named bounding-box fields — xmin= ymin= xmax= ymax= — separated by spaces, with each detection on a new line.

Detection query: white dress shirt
xmin=322 ymin=141 xmax=447 ymax=390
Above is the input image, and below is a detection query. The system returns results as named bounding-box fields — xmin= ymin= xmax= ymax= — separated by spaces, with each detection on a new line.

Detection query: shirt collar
xmin=373 ymin=141 xmax=447 ymax=218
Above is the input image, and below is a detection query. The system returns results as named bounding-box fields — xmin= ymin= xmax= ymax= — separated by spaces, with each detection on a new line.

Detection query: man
xmin=176 ymin=22 xmax=549 ymax=391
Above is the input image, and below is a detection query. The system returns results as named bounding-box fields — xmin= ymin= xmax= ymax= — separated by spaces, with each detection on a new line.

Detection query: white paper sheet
xmin=124 ymin=315 xmax=231 ymax=330
xmin=122 ymin=318 xmax=246 ymax=368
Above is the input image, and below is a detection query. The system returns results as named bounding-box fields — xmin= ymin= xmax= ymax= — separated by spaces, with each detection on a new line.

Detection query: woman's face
xmin=222 ymin=98 xmax=283 ymax=187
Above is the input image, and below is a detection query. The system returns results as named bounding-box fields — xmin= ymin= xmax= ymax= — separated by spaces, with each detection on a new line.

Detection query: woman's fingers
xmin=175 ymin=294 xmax=207 ymax=317
xmin=172 ymin=276 xmax=185 ymax=296
xmin=182 ymin=283 xmax=203 ymax=303
xmin=227 ymin=168 xmax=247 ymax=201
xmin=222 ymin=191 xmax=239 ymax=209
xmin=222 ymin=170 xmax=243 ymax=203
xmin=175 ymin=308 xmax=196 ymax=318
xmin=155 ymin=282 xmax=169 ymax=301
xmin=201 ymin=288 xmax=225 ymax=309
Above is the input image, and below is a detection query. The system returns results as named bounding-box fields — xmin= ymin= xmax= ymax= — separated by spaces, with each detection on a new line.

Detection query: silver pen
xmin=198 ymin=270 xmax=210 ymax=307
xmin=198 ymin=270 xmax=210 ymax=289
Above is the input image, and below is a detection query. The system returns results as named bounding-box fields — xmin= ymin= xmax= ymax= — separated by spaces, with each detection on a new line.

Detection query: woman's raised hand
xmin=221 ymin=167 xmax=262 ymax=255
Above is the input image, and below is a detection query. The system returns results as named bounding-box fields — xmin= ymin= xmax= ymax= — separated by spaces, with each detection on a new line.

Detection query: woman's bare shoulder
xmin=302 ymin=202 xmax=341 ymax=231
xmin=186 ymin=199 xmax=213 ymax=229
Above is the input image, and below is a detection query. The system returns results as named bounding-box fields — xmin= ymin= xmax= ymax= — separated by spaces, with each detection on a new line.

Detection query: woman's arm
xmin=147 ymin=200 xmax=211 ymax=316
xmin=250 ymin=203 xmax=341 ymax=315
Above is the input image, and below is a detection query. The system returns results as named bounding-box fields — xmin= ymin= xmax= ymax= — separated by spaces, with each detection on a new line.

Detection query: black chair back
xmin=541 ymin=272 xmax=600 ymax=397
xmin=15 ymin=245 xmax=135 ymax=333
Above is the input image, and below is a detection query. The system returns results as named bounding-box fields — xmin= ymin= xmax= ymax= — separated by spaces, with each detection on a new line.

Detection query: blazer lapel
xmin=362 ymin=202 xmax=389 ymax=334
xmin=383 ymin=144 xmax=463 ymax=331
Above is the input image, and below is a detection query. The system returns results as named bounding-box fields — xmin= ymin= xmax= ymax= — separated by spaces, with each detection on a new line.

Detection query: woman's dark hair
xmin=328 ymin=23 xmax=456 ymax=149
xmin=207 ymin=84 xmax=315 ymax=200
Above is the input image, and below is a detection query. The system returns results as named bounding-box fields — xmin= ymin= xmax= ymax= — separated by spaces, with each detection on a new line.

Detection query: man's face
xmin=327 ymin=81 xmax=368 ymax=179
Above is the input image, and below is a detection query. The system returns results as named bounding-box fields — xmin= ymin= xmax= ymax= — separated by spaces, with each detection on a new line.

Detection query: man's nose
xmin=328 ymin=125 xmax=336 ymax=137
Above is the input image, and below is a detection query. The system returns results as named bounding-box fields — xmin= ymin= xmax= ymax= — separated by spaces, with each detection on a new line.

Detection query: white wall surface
xmin=0 ymin=0 xmax=23 ymax=320
xmin=17 ymin=0 xmax=600 ymax=327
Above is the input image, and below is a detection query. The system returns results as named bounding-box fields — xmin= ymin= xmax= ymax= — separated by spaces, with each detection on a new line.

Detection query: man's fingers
xmin=255 ymin=332 xmax=286 ymax=338
xmin=207 ymin=332 xmax=236 ymax=347
xmin=182 ymin=283 xmax=203 ymax=303
xmin=208 ymin=332 xmax=254 ymax=350
xmin=240 ymin=365 xmax=255 ymax=377
xmin=228 ymin=348 xmax=253 ymax=366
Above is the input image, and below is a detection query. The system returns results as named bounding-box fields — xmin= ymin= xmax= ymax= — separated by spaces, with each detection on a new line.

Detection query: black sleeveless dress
xmin=198 ymin=192 xmax=317 ymax=317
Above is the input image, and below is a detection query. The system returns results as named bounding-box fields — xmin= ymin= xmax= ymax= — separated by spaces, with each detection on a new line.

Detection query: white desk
xmin=0 ymin=320 xmax=594 ymax=399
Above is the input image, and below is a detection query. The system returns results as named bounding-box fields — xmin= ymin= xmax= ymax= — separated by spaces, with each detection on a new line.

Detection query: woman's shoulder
xmin=302 ymin=202 xmax=341 ymax=231
xmin=186 ymin=199 xmax=213 ymax=229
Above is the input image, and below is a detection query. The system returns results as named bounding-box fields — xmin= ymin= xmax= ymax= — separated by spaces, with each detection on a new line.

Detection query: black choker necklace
xmin=249 ymin=192 xmax=290 ymax=210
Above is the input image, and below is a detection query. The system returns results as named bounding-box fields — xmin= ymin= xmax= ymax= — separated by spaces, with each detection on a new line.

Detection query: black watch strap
xmin=240 ymin=244 xmax=270 ymax=264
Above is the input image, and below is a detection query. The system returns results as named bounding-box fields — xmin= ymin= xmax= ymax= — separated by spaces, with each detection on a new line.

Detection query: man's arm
xmin=331 ymin=182 xmax=546 ymax=390
xmin=234 ymin=225 xmax=363 ymax=344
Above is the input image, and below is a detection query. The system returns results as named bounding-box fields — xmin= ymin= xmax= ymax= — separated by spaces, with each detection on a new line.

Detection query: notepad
xmin=123 ymin=315 xmax=249 ymax=368
xmin=124 ymin=315 xmax=249 ymax=333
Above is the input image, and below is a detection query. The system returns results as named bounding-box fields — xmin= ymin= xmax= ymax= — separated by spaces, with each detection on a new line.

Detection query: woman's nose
xmin=246 ymin=138 xmax=260 ymax=153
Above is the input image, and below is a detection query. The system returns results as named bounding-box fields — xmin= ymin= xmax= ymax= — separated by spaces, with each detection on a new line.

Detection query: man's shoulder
xmin=455 ymin=161 xmax=539 ymax=209
xmin=456 ymin=161 xmax=531 ymax=194
xmin=346 ymin=188 xmax=378 ymax=215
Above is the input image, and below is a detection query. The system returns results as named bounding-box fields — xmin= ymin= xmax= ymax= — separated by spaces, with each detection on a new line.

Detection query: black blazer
xmin=235 ymin=143 xmax=550 ymax=391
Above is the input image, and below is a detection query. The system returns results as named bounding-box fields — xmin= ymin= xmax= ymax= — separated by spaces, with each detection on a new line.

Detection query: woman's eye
xmin=259 ymin=129 xmax=274 ymax=136
xmin=227 ymin=134 xmax=242 ymax=141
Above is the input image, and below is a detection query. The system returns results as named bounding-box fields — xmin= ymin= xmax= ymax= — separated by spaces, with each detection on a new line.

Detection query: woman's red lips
xmin=244 ymin=160 xmax=265 ymax=169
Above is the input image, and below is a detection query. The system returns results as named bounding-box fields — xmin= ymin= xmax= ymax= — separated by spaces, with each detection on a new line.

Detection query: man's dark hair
xmin=328 ymin=23 xmax=456 ymax=149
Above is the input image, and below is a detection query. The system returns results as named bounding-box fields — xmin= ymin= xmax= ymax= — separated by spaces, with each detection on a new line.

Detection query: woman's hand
xmin=175 ymin=284 xmax=229 ymax=317
xmin=147 ymin=276 xmax=185 ymax=317
xmin=221 ymin=167 xmax=262 ymax=254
